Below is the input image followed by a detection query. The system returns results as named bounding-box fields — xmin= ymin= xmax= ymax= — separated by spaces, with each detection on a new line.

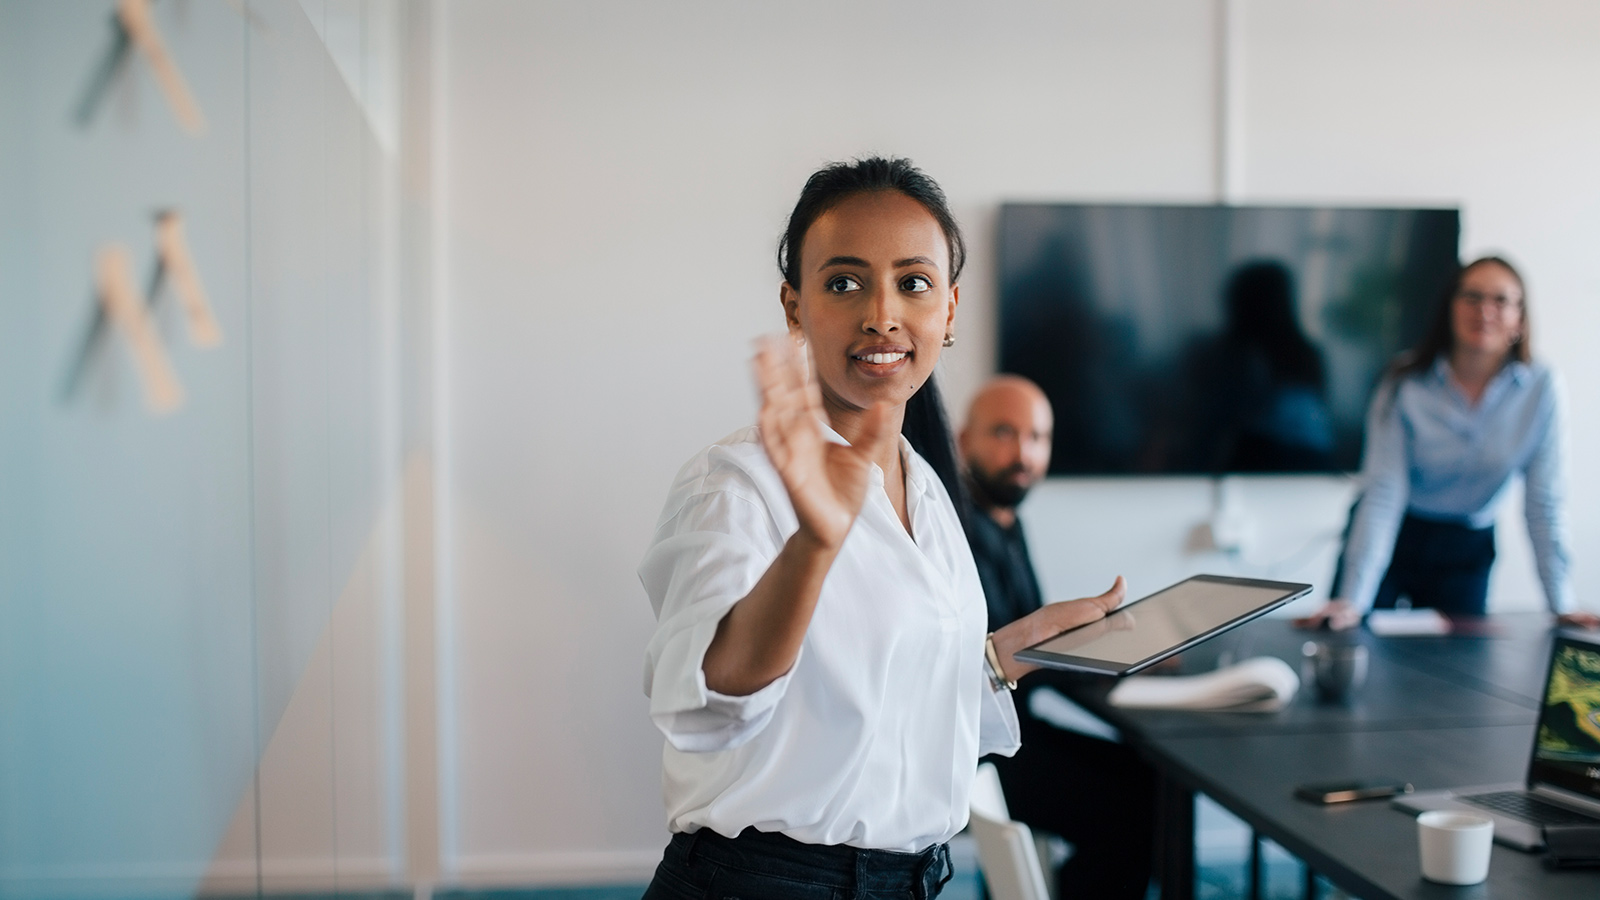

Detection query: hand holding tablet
xmin=1015 ymin=575 xmax=1313 ymax=676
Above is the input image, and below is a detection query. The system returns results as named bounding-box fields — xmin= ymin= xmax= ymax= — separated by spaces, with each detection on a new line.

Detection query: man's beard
xmin=966 ymin=462 xmax=1033 ymax=510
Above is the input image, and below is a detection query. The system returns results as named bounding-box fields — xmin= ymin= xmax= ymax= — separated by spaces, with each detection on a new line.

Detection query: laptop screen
xmin=1530 ymin=636 xmax=1600 ymax=803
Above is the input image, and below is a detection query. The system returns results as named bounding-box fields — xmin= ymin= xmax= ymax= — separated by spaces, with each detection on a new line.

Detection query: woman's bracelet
xmin=984 ymin=632 xmax=1018 ymax=692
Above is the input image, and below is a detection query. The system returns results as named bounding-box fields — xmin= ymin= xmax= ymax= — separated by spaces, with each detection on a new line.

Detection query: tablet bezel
xmin=1013 ymin=574 xmax=1313 ymax=677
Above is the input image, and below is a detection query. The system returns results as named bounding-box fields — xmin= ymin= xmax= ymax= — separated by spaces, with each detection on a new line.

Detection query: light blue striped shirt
xmin=1339 ymin=358 xmax=1570 ymax=614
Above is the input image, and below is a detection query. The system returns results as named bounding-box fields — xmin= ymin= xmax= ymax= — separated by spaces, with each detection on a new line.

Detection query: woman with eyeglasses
xmin=1298 ymin=256 xmax=1599 ymax=631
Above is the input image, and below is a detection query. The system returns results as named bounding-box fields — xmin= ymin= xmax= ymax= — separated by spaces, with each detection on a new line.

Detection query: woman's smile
xmin=850 ymin=344 xmax=912 ymax=376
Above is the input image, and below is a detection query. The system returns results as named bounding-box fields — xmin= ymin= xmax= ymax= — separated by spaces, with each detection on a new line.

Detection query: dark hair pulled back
xmin=776 ymin=156 xmax=972 ymax=529
xmin=778 ymin=156 xmax=967 ymax=289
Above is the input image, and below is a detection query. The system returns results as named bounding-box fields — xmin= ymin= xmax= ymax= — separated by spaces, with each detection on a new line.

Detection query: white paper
xmin=1367 ymin=608 xmax=1452 ymax=637
xmin=1107 ymin=656 xmax=1300 ymax=712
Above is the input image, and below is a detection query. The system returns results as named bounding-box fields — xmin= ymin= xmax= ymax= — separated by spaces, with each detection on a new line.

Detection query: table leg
xmin=1248 ymin=830 xmax=1263 ymax=900
xmin=1156 ymin=774 xmax=1195 ymax=900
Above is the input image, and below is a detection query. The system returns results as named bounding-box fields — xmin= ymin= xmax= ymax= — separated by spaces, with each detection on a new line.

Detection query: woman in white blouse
xmin=639 ymin=158 xmax=1125 ymax=899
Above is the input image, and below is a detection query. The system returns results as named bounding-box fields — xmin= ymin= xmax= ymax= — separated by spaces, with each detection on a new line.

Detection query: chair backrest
xmin=970 ymin=760 xmax=1011 ymax=820
xmin=969 ymin=763 xmax=1050 ymax=900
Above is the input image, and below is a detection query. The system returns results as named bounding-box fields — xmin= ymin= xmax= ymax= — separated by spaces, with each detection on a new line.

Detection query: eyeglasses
xmin=1455 ymin=289 xmax=1522 ymax=311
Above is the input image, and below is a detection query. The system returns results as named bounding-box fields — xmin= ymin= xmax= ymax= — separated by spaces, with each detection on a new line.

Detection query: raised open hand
xmin=753 ymin=335 xmax=896 ymax=550
xmin=1557 ymin=611 xmax=1600 ymax=630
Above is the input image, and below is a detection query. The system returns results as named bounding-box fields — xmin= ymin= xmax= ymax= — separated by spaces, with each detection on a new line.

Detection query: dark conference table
xmin=1057 ymin=614 xmax=1600 ymax=900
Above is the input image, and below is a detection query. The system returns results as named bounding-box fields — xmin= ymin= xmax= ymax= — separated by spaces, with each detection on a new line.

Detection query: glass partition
xmin=0 ymin=3 xmax=410 ymax=898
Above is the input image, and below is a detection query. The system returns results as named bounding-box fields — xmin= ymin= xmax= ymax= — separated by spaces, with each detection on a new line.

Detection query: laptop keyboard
xmin=1461 ymin=791 xmax=1598 ymax=826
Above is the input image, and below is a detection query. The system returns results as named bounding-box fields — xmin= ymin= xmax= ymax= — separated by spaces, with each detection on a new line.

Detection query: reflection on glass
xmin=1184 ymin=260 xmax=1336 ymax=472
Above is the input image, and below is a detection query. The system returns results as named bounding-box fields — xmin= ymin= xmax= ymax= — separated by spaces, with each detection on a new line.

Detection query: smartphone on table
xmin=1294 ymin=780 xmax=1413 ymax=804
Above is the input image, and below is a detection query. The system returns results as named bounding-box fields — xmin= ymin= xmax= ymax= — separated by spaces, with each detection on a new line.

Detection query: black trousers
xmin=642 ymin=826 xmax=952 ymax=900
xmin=987 ymin=686 xmax=1157 ymax=900
xmin=1332 ymin=509 xmax=1496 ymax=616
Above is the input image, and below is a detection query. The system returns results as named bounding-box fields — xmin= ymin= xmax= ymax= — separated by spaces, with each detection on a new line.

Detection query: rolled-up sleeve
xmin=640 ymin=483 xmax=794 ymax=752
xmin=1523 ymin=377 xmax=1572 ymax=614
xmin=1340 ymin=384 xmax=1410 ymax=613
xmin=977 ymin=664 xmax=1021 ymax=757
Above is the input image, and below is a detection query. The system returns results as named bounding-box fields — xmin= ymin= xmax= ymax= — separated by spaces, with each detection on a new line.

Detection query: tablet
xmin=1013 ymin=574 xmax=1312 ymax=676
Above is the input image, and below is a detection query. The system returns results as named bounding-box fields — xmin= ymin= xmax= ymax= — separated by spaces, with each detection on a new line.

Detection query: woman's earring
xmin=943 ymin=334 xmax=955 ymax=348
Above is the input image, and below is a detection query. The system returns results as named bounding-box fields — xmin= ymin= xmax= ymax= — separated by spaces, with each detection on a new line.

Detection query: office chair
xmin=970 ymin=762 xmax=1052 ymax=900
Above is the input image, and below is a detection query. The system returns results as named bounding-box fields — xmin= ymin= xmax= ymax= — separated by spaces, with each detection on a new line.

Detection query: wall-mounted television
xmin=997 ymin=204 xmax=1461 ymax=476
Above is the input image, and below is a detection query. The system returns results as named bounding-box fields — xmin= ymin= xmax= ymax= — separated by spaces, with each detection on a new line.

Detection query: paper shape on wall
xmin=154 ymin=211 xmax=222 ymax=347
xmin=64 ymin=211 xmax=221 ymax=409
xmin=96 ymin=243 xmax=185 ymax=414
xmin=116 ymin=0 xmax=207 ymax=136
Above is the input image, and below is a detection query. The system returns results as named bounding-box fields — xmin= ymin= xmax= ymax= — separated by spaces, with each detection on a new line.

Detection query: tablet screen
xmin=1017 ymin=575 xmax=1309 ymax=674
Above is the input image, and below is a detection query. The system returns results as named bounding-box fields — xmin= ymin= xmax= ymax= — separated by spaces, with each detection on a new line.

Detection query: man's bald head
xmin=959 ymin=375 xmax=1054 ymax=519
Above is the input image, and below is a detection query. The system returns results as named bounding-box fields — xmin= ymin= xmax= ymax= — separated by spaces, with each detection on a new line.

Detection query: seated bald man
xmin=961 ymin=375 xmax=1157 ymax=900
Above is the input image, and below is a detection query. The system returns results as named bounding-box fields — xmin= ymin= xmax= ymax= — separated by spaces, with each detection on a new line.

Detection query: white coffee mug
xmin=1417 ymin=810 xmax=1494 ymax=885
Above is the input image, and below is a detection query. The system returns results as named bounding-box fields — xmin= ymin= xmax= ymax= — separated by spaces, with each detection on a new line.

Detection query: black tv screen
xmin=998 ymin=204 xmax=1461 ymax=475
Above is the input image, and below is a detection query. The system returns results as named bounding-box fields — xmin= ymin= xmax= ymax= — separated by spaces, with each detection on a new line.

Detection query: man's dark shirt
xmin=965 ymin=495 xmax=1157 ymax=899
xmin=966 ymin=506 xmax=1043 ymax=633
xmin=965 ymin=502 xmax=1070 ymax=717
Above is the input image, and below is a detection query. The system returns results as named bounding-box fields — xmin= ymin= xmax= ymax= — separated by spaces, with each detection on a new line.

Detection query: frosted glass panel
xmin=0 ymin=2 xmax=406 ymax=897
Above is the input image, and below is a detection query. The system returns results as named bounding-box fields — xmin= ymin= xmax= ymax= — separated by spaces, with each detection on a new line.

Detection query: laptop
xmin=1393 ymin=632 xmax=1600 ymax=850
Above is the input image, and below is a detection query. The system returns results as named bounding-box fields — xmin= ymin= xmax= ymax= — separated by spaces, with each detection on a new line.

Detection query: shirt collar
xmin=815 ymin=418 xmax=925 ymax=495
xmin=1428 ymin=355 xmax=1529 ymax=391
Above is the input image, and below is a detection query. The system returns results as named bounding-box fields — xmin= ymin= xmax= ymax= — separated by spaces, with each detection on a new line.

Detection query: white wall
xmin=436 ymin=0 xmax=1600 ymax=885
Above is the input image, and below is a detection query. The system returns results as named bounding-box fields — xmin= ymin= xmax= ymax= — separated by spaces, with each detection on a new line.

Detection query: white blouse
xmin=640 ymin=423 xmax=1021 ymax=853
